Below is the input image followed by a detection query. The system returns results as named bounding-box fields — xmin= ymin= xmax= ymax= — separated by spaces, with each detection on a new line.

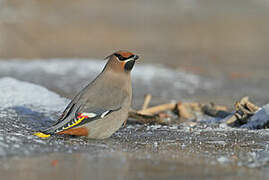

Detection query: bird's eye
xmin=129 ymin=55 xmax=135 ymax=59
xmin=114 ymin=53 xmax=125 ymax=61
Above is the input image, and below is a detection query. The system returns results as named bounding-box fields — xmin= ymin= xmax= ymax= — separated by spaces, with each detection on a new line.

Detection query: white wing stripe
xmin=101 ymin=111 xmax=110 ymax=118
xmin=82 ymin=113 xmax=97 ymax=118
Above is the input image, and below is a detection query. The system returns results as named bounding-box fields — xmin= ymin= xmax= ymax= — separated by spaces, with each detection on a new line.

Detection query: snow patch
xmin=0 ymin=77 xmax=68 ymax=112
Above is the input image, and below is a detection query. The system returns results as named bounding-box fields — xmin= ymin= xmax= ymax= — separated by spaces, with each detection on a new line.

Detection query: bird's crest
xmin=105 ymin=50 xmax=134 ymax=60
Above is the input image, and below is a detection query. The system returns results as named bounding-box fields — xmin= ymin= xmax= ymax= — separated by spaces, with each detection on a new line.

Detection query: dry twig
xmin=202 ymin=103 xmax=230 ymax=118
xmin=138 ymin=103 xmax=176 ymax=115
xmin=127 ymin=94 xmax=173 ymax=124
xmin=141 ymin=94 xmax=152 ymax=110
xmin=128 ymin=111 xmax=168 ymax=125
xmin=176 ymin=102 xmax=202 ymax=120
xmin=225 ymin=96 xmax=260 ymax=125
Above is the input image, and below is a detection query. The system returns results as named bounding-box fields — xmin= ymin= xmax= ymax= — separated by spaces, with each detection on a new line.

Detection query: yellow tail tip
xmin=34 ymin=132 xmax=51 ymax=138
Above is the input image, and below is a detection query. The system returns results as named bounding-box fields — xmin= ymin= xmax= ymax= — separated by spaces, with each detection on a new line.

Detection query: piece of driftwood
xmin=128 ymin=111 xmax=168 ymax=125
xmin=127 ymin=94 xmax=268 ymax=129
xmin=137 ymin=103 xmax=176 ymax=115
xmin=176 ymin=102 xmax=229 ymax=120
xmin=141 ymin=94 xmax=152 ymax=110
xmin=202 ymin=103 xmax=230 ymax=118
xmin=127 ymin=94 xmax=172 ymax=125
xmin=176 ymin=101 xmax=200 ymax=119
xmin=176 ymin=102 xmax=202 ymax=120
xmin=225 ymin=96 xmax=260 ymax=125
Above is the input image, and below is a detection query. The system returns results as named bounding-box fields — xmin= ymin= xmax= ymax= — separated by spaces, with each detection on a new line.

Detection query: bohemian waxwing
xmin=34 ymin=50 xmax=139 ymax=139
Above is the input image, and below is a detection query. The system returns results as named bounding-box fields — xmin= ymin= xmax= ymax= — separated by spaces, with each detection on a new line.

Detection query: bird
xmin=34 ymin=50 xmax=139 ymax=139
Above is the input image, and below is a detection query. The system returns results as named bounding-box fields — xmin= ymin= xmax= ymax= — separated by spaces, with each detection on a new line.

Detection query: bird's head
xmin=105 ymin=50 xmax=139 ymax=72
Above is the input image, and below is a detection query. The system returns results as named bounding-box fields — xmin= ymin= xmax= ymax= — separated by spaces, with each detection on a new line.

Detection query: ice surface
xmin=0 ymin=61 xmax=267 ymax=170
xmin=0 ymin=78 xmax=80 ymax=156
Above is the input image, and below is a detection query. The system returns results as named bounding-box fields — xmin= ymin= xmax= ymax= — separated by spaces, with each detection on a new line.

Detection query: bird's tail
xmin=33 ymin=132 xmax=51 ymax=138
xmin=33 ymin=126 xmax=55 ymax=138
xmin=33 ymin=115 xmax=74 ymax=138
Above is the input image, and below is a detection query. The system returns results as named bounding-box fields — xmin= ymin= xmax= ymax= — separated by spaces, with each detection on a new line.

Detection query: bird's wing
xmin=54 ymin=89 xmax=85 ymax=125
xmin=43 ymin=103 xmax=122 ymax=134
xmin=45 ymin=85 xmax=91 ymax=129
xmin=40 ymin=77 xmax=129 ymax=135
xmin=42 ymin=88 xmax=128 ymax=134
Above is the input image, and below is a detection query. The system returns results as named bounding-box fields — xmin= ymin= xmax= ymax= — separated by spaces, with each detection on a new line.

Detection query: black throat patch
xmin=124 ymin=60 xmax=135 ymax=71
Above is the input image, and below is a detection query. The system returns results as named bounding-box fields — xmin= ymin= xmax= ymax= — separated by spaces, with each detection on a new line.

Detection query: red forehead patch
xmin=116 ymin=51 xmax=134 ymax=58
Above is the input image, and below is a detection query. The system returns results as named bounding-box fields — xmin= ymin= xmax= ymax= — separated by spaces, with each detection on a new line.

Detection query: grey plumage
xmin=41 ymin=50 xmax=138 ymax=139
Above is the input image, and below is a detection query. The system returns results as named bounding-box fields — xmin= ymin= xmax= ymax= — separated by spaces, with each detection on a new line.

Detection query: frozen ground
xmin=0 ymin=60 xmax=268 ymax=179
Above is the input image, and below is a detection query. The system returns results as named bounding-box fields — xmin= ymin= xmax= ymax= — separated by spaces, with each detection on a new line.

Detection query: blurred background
xmin=0 ymin=0 xmax=269 ymax=104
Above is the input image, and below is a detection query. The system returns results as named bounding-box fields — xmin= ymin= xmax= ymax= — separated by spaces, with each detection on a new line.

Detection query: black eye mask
xmin=114 ymin=53 xmax=134 ymax=61
xmin=124 ymin=60 xmax=135 ymax=71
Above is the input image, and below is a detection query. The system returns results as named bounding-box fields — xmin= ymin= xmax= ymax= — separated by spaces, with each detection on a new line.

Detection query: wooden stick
xmin=141 ymin=94 xmax=152 ymax=110
xmin=225 ymin=115 xmax=237 ymax=125
xmin=201 ymin=104 xmax=230 ymax=118
xmin=177 ymin=102 xmax=196 ymax=119
xmin=128 ymin=111 xmax=168 ymax=125
xmin=138 ymin=103 xmax=176 ymax=115
xmin=225 ymin=96 xmax=260 ymax=125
